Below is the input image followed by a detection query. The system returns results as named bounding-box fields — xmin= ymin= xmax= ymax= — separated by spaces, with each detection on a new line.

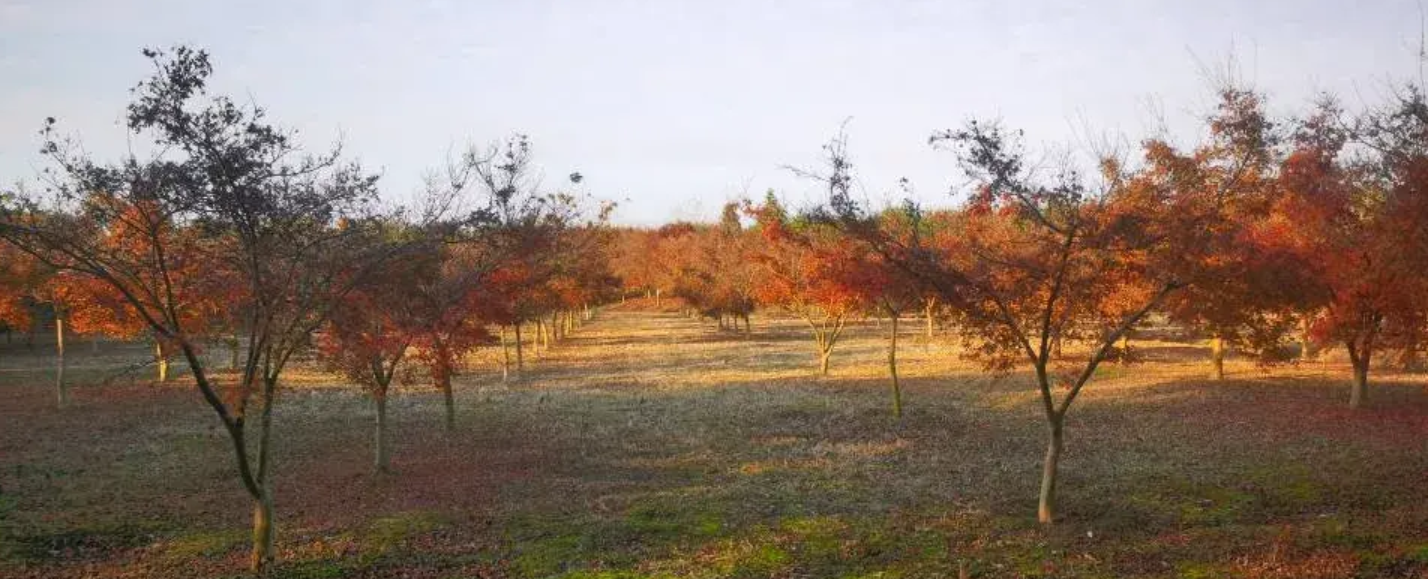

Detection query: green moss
xmin=1409 ymin=543 xmax=1428 ymax=563
xmin=514 ymin=533 xmax=591 ymax=577
xmin=1175 ymin=561 xmax=1227 ymax=578
xmin=741 ymin=544 xmax=791 ymax=574
xmin=625 ymin=501 xmax=724 ymax=540
xmin=360 ymin=511 xmax=446 ymax=559
xmin=554 ymin=571 xmax=668 ymax=579
xmin=163 ymin=528 xmax=247 ymax=559
xmin=1 ymin=520 xmax=166 ymax=563
xmin=270 ymin=559 xmax=349 ymax=579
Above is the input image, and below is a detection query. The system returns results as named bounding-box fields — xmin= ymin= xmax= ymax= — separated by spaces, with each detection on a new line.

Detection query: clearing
xmin=2 ymin=304 xmax=1426 ymax=578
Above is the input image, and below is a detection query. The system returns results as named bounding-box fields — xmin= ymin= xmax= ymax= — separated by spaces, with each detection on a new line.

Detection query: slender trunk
xmin=924 ymin=301 xmax=936 ymax=338
xmin=441 ymin=374 xmax=455 ymax=431
xmin=55 ymin=315 xmax=67 ymax=408
xmin=1348 ymin=341 xmax=1370 ymax=409
xmin=655 ymin=288 xmax=661 ymax=307
xmin=1209 ymin=335 xmax=1226 ymax=380
xmin=374 ymin=392 xmax=391 ymax=473
xmin=1037 ymin=418 xmax=1065 ymax=524
xmin=535 ymin=320 xmax=546 ymax=354
xmin=155 ymin=339 xmax=169 ymax=382
xmin=249 ymin=376 xmax=278 ymax=572
xmin=743 ymin=314 xmax=751 ymax=334
xmin=888 ymin=312 xmax=902 ymax=418
xmin=250 ymin=492 xmax=275 ymax=572
xmin=1299 ymin=318 xmax=1317 ymax=361
xmin=818 ymin=342 xmax=832 ymax=376
xmin=514 ymin=323 xmax=525 ymax=371
xmin=228 ymin=336 xmax=240 ymax=370
xmin=500 ymin=326 xmax=511 ymax=381
xmin=1117 ymin=334 xmax=1130 ymax=365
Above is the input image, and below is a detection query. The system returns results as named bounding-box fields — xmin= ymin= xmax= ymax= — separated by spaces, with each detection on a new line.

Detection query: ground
xmin=1 ymin=302 xmax=1426 ymax=578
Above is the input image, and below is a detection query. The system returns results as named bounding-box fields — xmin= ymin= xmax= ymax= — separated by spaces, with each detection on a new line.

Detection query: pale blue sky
xmin=2 ymin=0 xmax=1423 ymax=224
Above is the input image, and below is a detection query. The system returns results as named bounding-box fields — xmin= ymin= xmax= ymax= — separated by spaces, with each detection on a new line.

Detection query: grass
xmin=0 ymin=304 xmax=1425 ymax=577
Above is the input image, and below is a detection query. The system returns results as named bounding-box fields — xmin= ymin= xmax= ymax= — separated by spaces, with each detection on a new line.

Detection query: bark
xmin=514 ymin=323 xmax=525 ymax=371
xmin=743 ymin=314 xmax=752 ymax=334
xmin=440 ymin=374 xmax=455 ymax=431
xmin=155 ymin=339 xmax=169 ymax=382
xmin=924 ymin=299 xmax=937 ymax=338
xmin=500 ymin=326 xmax=511 ymax=381
xmin=1299 ymin=318 xmax=1318 ymax=360
xmin=1037 ymin=419 xmax=1065 ymax=524
xmin=228 ymin=336 xmax=241 ymax=370
xmin=1117 ymin=334 xmax=1130 ymax=365
xmin=819 ymin=347 xmax=832 ymax=376
xmin=1209 ymin=335 xmax=1226 ymax=380
xmin=888 ymin=312 xmax=902 ymax=418
xmin=1348 ymin=340 xmax=1371 ymax=409
xmin=374 ymin=393 xmax=391 ymax=473
xmin=55 ymin=314 xmax=67 ymax=408
xmin=250 ymin=492 xmax=275 ymax=572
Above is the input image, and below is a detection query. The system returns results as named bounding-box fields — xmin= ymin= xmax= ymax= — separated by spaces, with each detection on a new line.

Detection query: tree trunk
xmin=55 ymin=315 xmax=67 ymax=408
xmin=228 ymin=336 xmax=241 ymax=370
xmin=1349 ymin=344 xmax=1370 ymax=409
xmin=440 ymin=374 xmax=455 ymax=431
xmin=514 ymin=323 xmax=524 ymax=371
xmin=888 ymin=313 xmax=902 ymax=418
xmin=818 ymin=347 xmax=831 ymax=376
xmin=250 ymin=492 xmax=275 ymax=572
xmin=500 ymin=326 xmax=511 ymax=381
xmin=924 ymin=301 xmax=936 ymax=338
xmin=251 ymin=377 xmax=277 ymax=572
xmin=1299 ymin=318 xmax=1318 ymax=361
xmin=743 ymin=314 xmax=752 ymax=334
xmin=374 ymin=393 xmax=391 ymax=473
xmin=155 ymin=339 xmax=169 ymax=382
xmin=1209 ymin=335 xmax=1226 ymax=380
xmin=1117 ymin=334 xmax=1130 ymax=365
xmin=1037 ymin=419 xmax=1065 ymax=524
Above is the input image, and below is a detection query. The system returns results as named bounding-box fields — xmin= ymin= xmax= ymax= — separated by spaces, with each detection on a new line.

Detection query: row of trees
xmin=5 ymin=45 xmax=1426 ymax=570
xmin=610 ymin=83 xmax=1428 ymax=525
xmin=0 ymin=47 xmax=617 ymax=572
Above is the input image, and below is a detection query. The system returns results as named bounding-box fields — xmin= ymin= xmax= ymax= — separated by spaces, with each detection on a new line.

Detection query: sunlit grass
xmin=0 ymin=306 xmax=1425 ymax=577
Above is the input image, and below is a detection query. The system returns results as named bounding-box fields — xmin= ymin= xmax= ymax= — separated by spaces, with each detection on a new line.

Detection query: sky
xmin=2 ymin=0 xmax=1425 ymax=225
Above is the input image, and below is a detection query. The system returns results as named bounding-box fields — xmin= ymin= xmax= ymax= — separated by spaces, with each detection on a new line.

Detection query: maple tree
xmin=317 ymin=229 xmax=426 ymax=473
xmin=1150 ymin=88 xmax=1316 ymax=379
xmin=0 ymin=47 xmax=399 ymax=571
xmin=750 ymin=194 xmax=868 ymax=375
xmin=816 ymin=90 xmax=1270 ymax=522
xmin=827 ymin=208 xmax=924 ymax=417
xmin=1271 ymin=90 xmax=1428 ymax=408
